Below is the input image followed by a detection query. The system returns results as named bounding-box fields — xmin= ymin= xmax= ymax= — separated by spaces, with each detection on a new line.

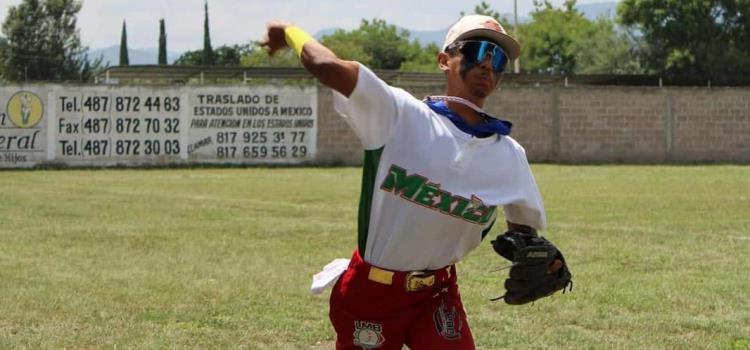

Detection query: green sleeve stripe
xmin=481 ymin=218 xmax=497 ymax=240
xmin=358 ymin=147 xmax=384 ymax=253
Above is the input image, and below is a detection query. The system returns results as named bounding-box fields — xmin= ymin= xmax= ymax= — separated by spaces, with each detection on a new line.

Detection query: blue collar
xmin=425 ymin=100 xmax=512 ymax=138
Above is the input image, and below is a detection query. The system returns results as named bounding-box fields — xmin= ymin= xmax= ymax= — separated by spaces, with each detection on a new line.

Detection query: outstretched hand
xmin=258 ymin=21 xmax=358 ymax=97
xmin=260 ymin=21 xmax=292 ymax=55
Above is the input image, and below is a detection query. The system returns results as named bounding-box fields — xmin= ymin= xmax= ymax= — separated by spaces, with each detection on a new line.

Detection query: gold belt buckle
xmin=404 ymin=271 xmax=436 ymax=292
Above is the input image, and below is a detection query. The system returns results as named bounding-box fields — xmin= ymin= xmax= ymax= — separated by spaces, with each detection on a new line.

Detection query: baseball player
xmin=263 ymin=15 xmax=563 ymax=350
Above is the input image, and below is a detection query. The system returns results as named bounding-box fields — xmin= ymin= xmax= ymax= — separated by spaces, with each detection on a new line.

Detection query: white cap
xmin=442 ymin=15 xmax=521 ymax=61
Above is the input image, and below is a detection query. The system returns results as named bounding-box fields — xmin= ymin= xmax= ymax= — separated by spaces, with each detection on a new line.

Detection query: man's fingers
xmin=262 ymin=21 xmax=293 ymax=56
xmin=259 ymin=36 xmax=282 ymax=56
xmin=259 ymin=40 xmax=275 ymax=54
xmin=547 ymin=259 xmax=563 ymax=274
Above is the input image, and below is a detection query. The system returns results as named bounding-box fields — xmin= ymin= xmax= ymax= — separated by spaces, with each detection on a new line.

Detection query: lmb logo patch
xmin=353 ymin=320 xmax=385 ymax=349
xmin=433 ymin=301 xmax=463 ymax=341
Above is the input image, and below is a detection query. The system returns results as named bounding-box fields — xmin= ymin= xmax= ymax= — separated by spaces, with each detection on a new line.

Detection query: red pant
xmin=329 ymin=250 xmax=475 ymax=350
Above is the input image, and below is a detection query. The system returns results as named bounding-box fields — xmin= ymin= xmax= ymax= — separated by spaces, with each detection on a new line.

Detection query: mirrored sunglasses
xmin=449 ymin=40 xmax=509 ymax=73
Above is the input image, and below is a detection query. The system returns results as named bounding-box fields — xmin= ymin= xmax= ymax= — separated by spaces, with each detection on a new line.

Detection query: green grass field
xmin=1 ymin=165 xmax=749 ymax=350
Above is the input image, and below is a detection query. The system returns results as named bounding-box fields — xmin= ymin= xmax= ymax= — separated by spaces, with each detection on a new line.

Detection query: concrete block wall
xmin=554 ymin=88 xmax=668 ymax=162
xmin=315 ymin=82 xmax=750 ymax=165
xmin=671 ymin=88 xmax=750 ymax=162
xmin=316 ymin=88 xmax=364 ymax=164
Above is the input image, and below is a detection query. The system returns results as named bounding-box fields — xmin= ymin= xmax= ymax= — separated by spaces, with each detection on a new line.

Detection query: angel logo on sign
xmin=6 ymin=91 xmax=44 ymax=128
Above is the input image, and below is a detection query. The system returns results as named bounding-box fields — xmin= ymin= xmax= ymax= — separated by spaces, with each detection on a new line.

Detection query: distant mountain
xmin=409 ymin=29 xmax=447 ymax=47
xmin=90 ymin=2 xmax=619 ymax=64
xmin=313 ymin=28 xmax=338 ymax=39
xmin=314 ymin=2 xmax=618 ymax=48
xmin=88 ymin=45 xmax=183 ymax=66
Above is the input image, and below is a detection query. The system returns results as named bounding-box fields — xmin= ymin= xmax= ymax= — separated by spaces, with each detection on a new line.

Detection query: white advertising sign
xmin=187 ymin=86 xmax=317 ymax=163
xmin=0 ymin=85 xmax=317 ymax=168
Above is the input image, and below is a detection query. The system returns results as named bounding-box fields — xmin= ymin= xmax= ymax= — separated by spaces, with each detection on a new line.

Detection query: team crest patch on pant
xmin=433 ymin=302 xmax=463 ymax=340
xmin=353 ymin=320 xmax=385 ymax=349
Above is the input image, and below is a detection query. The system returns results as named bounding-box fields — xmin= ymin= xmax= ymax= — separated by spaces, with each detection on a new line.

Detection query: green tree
xmin=175 ymin=44 xmax=251 ymax=66
xmin=399 ymin=42 xmax=440 ymax=73
xmin=461 ymin=1 xmax=501 ymax=20
xmin=618 ymin=0 xmax=750 ymax=75
xmin=241 ymin=42 xmax=301 ymax=67
xmin=174 ymin=50 xmax=202 ymax=65
xmin=320 ymin=29 xmax=369 ymax=65
xmin=236 ymin=19 xmax=438 ymax=71
xmin=573 ymin=19 xmax=644 ymax=74
xmin=518 ymin=1 xmax=579 ymax=74
xmin=0 ymin=36 xmax=7 ymax=78
xmin=158 ymin=18 xmax=167 ymax=65
xmin=460 ymin=2 xmax=515 ymax=34
xmin=2 ymin=0 xmax=97 ymax=81
xmin=119 ymin=20 xmax=129 ymax=66
xmin=321 ymin=18 xmax=422 ymax=70
xmin=214 ymin=44 xmax=250 ymax=66
xmin=202 ymin=1 xmax=215 ymax=65
xmin=518 ymin=0 xmax=640 ymax=74
xmin=461 ymin=1 xmax=508 ymax=23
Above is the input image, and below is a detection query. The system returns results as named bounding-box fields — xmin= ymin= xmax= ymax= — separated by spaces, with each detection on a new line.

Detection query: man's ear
xmin=438 ymin=52 xmax=451 ymax=72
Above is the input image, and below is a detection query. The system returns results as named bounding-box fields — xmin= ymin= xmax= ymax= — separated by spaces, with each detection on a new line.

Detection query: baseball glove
xmin=490 ymin=230 xmax=572 ymax=305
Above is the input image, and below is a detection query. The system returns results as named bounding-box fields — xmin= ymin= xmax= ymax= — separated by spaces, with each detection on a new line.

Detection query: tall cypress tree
xmin=158 ymin=18 xmax=167 ymax=65
xmin=202 ymin=1 xmax=214 ymax=65
xmin=119 ymin=20 xmax=129 ymax=66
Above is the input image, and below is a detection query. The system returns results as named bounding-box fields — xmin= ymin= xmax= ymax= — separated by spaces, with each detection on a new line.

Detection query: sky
xmin=1 ymin=0 xmax=618 ymax=51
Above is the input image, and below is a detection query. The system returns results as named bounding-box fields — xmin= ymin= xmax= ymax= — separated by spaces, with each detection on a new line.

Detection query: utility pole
xmin=514 ymin=0 xmax=520 ymax=73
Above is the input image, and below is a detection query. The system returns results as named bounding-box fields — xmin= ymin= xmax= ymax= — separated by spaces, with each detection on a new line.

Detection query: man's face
xmin=440 ymin=40 xmax=506 ymax=101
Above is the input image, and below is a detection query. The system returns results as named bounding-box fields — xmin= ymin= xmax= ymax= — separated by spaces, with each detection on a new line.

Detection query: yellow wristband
xmin=284 ymin=26 xmax=314 ymax=57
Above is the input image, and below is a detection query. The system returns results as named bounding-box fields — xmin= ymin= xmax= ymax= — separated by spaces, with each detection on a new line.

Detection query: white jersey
xmin=333 ymin=64 xmax=546 ymax=271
